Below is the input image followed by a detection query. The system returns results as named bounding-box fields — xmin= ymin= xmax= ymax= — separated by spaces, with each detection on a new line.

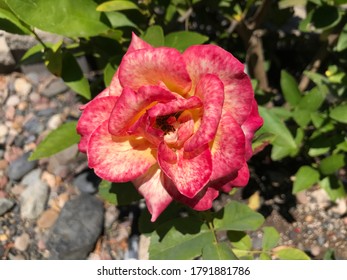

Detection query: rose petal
xmin=88 ymin=120 xmax=156 ymax=182
xmin=79 ymin=87 xmax=110 ymax=110
xmin=119 ymin=47 xmax=191 ymax=94
xmin=133 ymin=165 xmax=172 ymax=222
xmin=108 ymin=86 xmax=176 ymax=136
xmin=158 ymin=142 xmax=212 ymax=198
xmin=163 ymin=176 xmax=219 ymax=210
xmin=210 ymin=112 xmax=246 ymax=180
xmin=147 ymin=96 xmax=202 ymax=118
xmin=220 ymin=163 xmax=250 ymax=192
xmin=242 ymin=99 xmax=263 ymax=160
xmin=184 ymin=74 xmax=224 ymax=152
xmin=183 ymin=45 xmax=253 ymax=124
xmin=77 ymin=96 xmax=118 ymax=153
xmin=127 ymin=32 xmax=153 ymax=53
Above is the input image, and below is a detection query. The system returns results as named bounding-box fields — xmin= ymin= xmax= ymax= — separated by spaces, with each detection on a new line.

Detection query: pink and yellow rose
xmin=77 ymin=33 xmax=263 ymax=221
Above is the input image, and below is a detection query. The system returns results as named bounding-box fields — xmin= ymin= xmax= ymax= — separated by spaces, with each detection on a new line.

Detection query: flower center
xmin=155 ymin=112 xmax=182 ymax=134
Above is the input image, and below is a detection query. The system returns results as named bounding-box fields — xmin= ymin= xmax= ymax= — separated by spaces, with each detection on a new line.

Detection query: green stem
xmin=31 ymin=28 xmax=48 ymax=50
xmin=203 ymin=211 xmax=218 ymax=244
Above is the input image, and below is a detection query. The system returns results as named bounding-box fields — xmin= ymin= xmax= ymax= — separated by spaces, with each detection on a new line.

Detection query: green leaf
xmin=274 ymin=247 xmax=310 ymax=260
xmin=214 ymin=201 xmax=264 ymax=231
xmin=44 ymin=41 xmax=63 ymax=76
xmin=105 ymin=11 xmax=138 ymax=29
xmin=312 ymin=5 xmax=341 ymax=30
xmin=165 ymin=31 xmax=209 ymax=52
xmin=280 ymin=70 xmax=301 ymax=106
xmin=98 ymin=180 xmax=141 ymax=205
xmin=202 ymin=242 xmax=238 ymax=260
xmin=0 ymin=7 xmax=30 ymax=34
xmin=262 ymin=227 xmax=280 ymax=251
xmin=21 ymin=43 xmax=49 ymax=64
xmin=259 ymin=253 xmax=272 ymax=260
xmin=149 ymin=217 xmax=214 ymax=260
xmin=103 ymin=60 xmax=118 ymax=87
xmin=142 ymin=25 xmax=165 ymax=47
xmin=293 ymin=108 xmax=311 ymax=127
xmin=97 ymin=0 xmax=139 ymax=12
xmin=293 ymin=166 xmax=320 ymax=193
xmin=298 ymin=86 xmax=325 ymax=112
xmin=271 ymin=145 xmax=298 ymax=161
xmin=336 ymin=24 xmax=347 ymax=52
xmin=29 ymin=121 xmax=80 ymax=160
xmin=319 ymin=154 xmax=346 ymax=175
xmin=5 ymin=0 xmax=110 ymax=37
xmin=252 ymin=133 xmax=276 ymax=154
xmin=320 ymin=176 xmax=346 ymax=201
xmin=61 ymin=53 xmax=91 ymax=100
xmin=330 ymin=104 xmax=347 ymax=124
xmin=227 ymin=231 xmax=252 ymax=251
xmin=278 ymin=0 xmax=307 ymax=9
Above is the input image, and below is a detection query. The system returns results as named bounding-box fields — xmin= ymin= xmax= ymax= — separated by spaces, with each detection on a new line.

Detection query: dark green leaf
xmin=61 ymin=53 xmax=91 ymax=100
xmin=280 ymin=70 xmax=301 ymax=106
xmin=323 ymin=249 xmax=335 ymax=260
xmin=149 ymin=217 xmax=214 ymax=260
xmin=274 ymin=247 xmax=310 ymax=260
xmin=214 ymin=201 xmax=264 ymax=231
xmin=103 ymin=60 xmax=118 ymax=87
xmin=320 ymin=176 xmax=346 ymax=201
xmin=262 ymin=227 xmax=280 ymax=251
xmin=44 ymin=41 xmax=63 ymax=76
xmin=165 ymin=31 xmax=209 ymax=52
xmin=202 ymin=242 xmax=238 ymax=260
xmin=20 ymin=43 xmax=49 ymax=64
xmin=29 ymin=122 xmax=79 ymax=160
xmin=293 ymin=166 xmax=320 ymax=193
xmin=0 ymin=7 xmax=30 ymax=34
xmin=97 ymin=0 xmax=139 ymax=12
xmin=5 ymin=0 xmax=110 ymax=37
xmin=312 ymin=5 xmax=341 ymax=30
xmin=98 ymin=180 xmax=141 ymax=205
xmin=227 ymin=231 xmax=252 ymax=251
xmin=330 ymin=104 xmax=347 ymax=123
xmin=142 ymin=25 xmax=165 ymax=47
xmin=319 ymin=154 xmax=346 ymax=175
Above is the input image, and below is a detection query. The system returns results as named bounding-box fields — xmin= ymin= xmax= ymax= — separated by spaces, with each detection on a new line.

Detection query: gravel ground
xmin=0 ymin=58 xmax=346 ymax=260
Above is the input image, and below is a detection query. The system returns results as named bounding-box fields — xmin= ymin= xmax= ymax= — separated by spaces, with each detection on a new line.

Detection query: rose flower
xmin=77 ymin=33 xmax=263 ymax=221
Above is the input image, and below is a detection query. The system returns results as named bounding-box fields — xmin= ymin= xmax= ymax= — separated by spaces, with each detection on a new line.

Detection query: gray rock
xmin=41 ymin=78 xmax=68 ymax=97
xmin=23 ymin=117 xmax=44 ymax=135
xmin=8 ymin=152 xmax=38 ymax=181
xmin=20 ymin=179 xmax=49 ymax=220
xmin=21 ymin=168 xmax=42 ymax=187
xmin=46 ymin=194 xmax=104 ymax=259
xmin=73 ymin=170 xmax=100 ymax=194
xmin=0 ymin=34 xmax=16 ymax=73
xmin=0 ymin=198 xmax=15 ymax=216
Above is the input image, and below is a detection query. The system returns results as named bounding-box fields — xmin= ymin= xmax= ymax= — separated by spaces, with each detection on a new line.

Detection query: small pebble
xmin=47 ymin=114 xmax=63 ymax=130
xmin=0 ymin=198 xmax=15 ymax=216
xmin=14 ymin=233 xmax=30 ymax=251
xmin=14 ymin=77 xmax=32 ymax=96
xmin=6 ymin=95 xmax=20 ymax=107
xmin=37 ymin=208 xmax=59 ymax=229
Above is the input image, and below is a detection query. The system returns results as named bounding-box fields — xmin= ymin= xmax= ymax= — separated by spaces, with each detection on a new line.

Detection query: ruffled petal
xmin=133 ymin=165 xmax=173 ymax=222
xmin=158 ymin=142 xmax=212 ymax=198
xmin=183 ymin=45 xmax=253 ymax=124
xmin=88 ymin=120 xmax=156 ymax=182
xmin=163 ymin=176 xmax=219 ymax=210
xmin=242 ymin=99 xmax=263 ymax=160
xmin=184 ymin=74 xmax=224 ymax=152
xmin=119 ymin=47 xmax=191 ymax=94
xmin=210 ymin=112 xmax=246 ymax=180
xmin=108 ymin=86 xmax=176 ymax=136
xmin=77 ymin=96 xmax=118 ymax=153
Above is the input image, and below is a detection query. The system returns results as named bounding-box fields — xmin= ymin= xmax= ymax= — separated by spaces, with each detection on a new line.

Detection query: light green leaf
xmin=293 ymin=108 xmax=311 ymax=127
xmin=227 ymin=231 xmax=252 ymax=251
xmin=97 ymin=0 xmax=139 ymax=12
xmin=293 ymin=166 xmax=320 ymax=193
xmin=29 ymin=122 xmax=79 ymax=160
xmin=165 ymin=31 xmax=209 ymax=52
xmin=61 ymin=53 xmax=91 ymax=100
xmin=149 ymin=217 xmax=214 ymax=260
xmin=98 ymin=180 xmax=141 ymax=205
xmin=274 ymin=247 xmax=310 ymax=260
xmin=320 ymin=176 xmax=346 ymax=201
xmin=0 ymin=7 xmax=30 ymax=34
xmin=5 ymin=0 xmax=110 ymax=37
xmin=262 ymin=227 xmax=280 ymax=251
xmin=104 ymin=60 xmax=118 ymax=87
xmin=214 ymin=201 xmax=264 ymax=231
xmin=202 ymin=242 xmax=238 ymax=260
xmin=330 ymin=104 xmax=347 ymax=124
xmin=298 ymin=86 xmax=325 ymax=112
xmin=105 ymin=11 xmax=138 ymax=28
xmin=278 ymin=0 xmax=307 ymax=9
xmin=319 ymin=154 xmax=346 ymax=175
xmin=280 ymin=70 xmax=301 ymax=106
xmin=142 ymin=25 xmax=165 ymax=47
xmin=259 ymin=253 xmax=272 ymax=260
xmin=271 ymin=145 xmax=298 ymax=161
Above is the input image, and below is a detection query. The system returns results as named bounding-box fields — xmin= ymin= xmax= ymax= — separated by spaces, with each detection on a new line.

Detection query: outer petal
xmin=242 ymin=99 xmax=263 ymax=160
xmin=184 ymin=74 xmax=224 ymax=152
xmin=163 ymin=176 xmax=219 ymax=210
xmin=210 ymin=112 xmax=246 ymax=180
xmin=133 ymin=165 xmax=173 ymax=222
xmin=108 ymin=86 xmax=176 ymax=135
xmin=183 ymin=45 xmax=253 ymax=124
xmin=88 ymin=120 xmax=156 ymax=182
xmin=79 ymin=87 xmax=110 ymax=110
xmin=158 ymin=142 xmax=212 ymax=198
xmin=119 ymin=47 xmax=191 ymax=94
xmin=77 ymin=96 xmax=118 ymax=153
xmin=220 ymin=163 xmax=250 ymax=192
xmin=147 ymin=96 xmax=202 ymax=118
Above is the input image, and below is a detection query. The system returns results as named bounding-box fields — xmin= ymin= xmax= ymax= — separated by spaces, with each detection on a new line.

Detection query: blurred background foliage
xmin=1 ymin=0 xmax=347 ymax=259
